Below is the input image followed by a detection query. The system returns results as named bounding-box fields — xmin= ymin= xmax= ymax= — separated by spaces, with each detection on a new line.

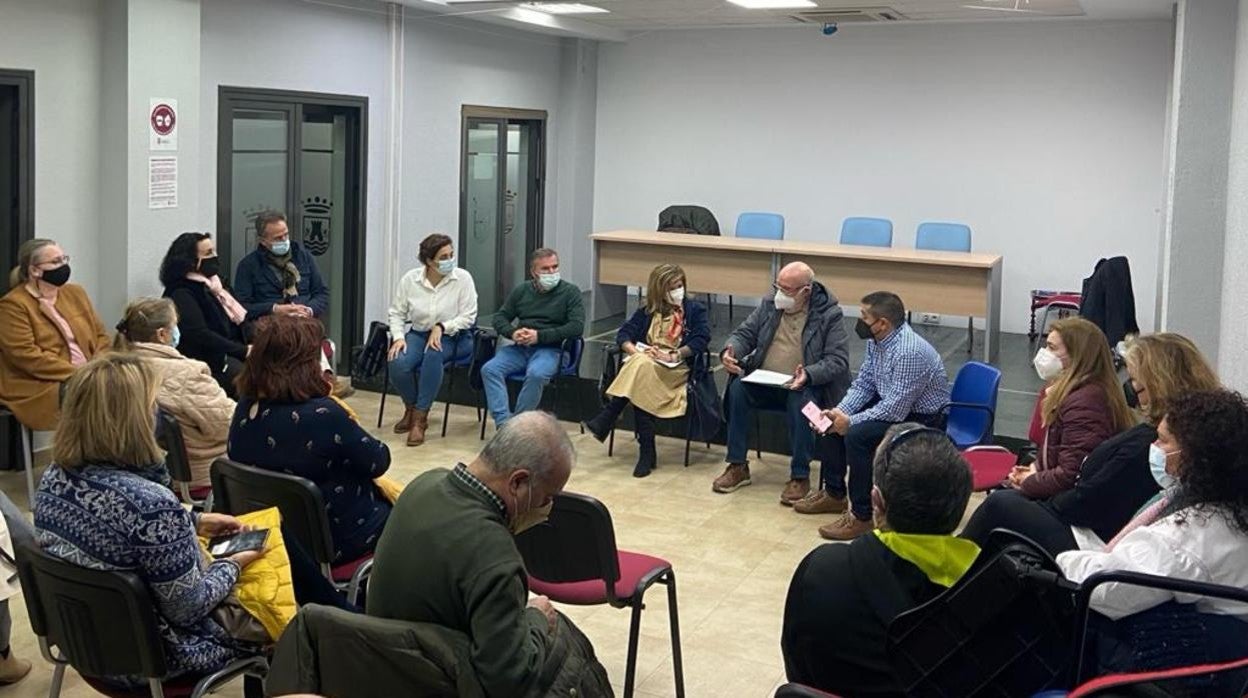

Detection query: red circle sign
xmin=151 ymin=103 xmax=176 ymax=136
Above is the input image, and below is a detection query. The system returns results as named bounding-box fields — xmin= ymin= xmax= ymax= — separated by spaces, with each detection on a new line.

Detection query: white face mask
xmin=1148 ymin=443 xmax=1179 ymax=490
xmin=667 ymin=287 xmax=685 ymax=305
xmin=1033 ymin=347 xmax=1064 ymax=381
xmin=437 ymin=257 xmax=456 ymax=275
xmin=774 ymin=290 xmax=796 ymax=311
xmin=537 ymin=272 xmax=560 ymax=291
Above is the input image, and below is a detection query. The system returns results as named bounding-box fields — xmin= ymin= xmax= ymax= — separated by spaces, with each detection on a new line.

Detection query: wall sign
xmin=149 ymin=156 xmax=178 ymax=209
xmin=149 ymin=98 xmax=178 ymax=151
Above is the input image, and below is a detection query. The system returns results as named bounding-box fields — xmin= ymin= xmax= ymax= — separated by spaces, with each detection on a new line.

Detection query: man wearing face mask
xmin=482 ymin=248 xmax=585 ymax=429
xmin=713 ymin=262 xmax=851 ymax=505
xmin=366 ymin=412 xmax=593 ymax=696
xmin=814 ymin=291 xmax=950 ymax=541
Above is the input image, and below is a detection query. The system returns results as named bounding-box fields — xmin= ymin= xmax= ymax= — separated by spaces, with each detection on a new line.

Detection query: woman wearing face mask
xmin=963 ymin=333 xmax=1219 ymax=555
xmin=582 ymin=264 xmax=710 ymax=478
xmin=385 ymin=234 xmax=479 ymax=446
xmin=114 ymin=297 xmax=236 ymax=489
xmin=0 ymin=238 xmax=110 ymax=432
xmin=160 ymin=232 xmax=250 ymax=398
xmin=1008 ymin=317 xmax=1134 ymax=498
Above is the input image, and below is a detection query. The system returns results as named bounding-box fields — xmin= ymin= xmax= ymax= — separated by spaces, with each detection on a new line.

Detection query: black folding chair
xmin=154 ymin=411 xmax=211 ymax=511
xmin=474 ymin=332 xmax=585 ymax=440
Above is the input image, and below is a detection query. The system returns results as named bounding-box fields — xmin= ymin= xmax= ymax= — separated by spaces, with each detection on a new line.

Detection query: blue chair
xmin=942 ymin=361 xmax=1001 ymax=449
xmin=377 ymin=326 xmax=482 ymax=438
xmin=730 ymin=212 xmax=786 ymax=320
xmin=840 ymin=217 xmax=894 ymax=247
xmin=477 ymin=334 xmax=586 ymax=440
xmin=916 ymin=222 xmax=975 ymax=353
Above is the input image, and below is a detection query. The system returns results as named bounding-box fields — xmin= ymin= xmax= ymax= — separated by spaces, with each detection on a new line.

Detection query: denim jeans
xmin=724 ymin=378 xmax=821 ymax=480
xmin=387 ymin=330 xmax=475 ymax=410
xmin=821 ymin=411 xmax=946 ymax=520
xmin=481 ymin=344 xmax=562 ymax=427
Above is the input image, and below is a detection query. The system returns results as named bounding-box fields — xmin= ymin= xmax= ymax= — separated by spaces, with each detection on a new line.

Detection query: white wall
xmin=0 ymin=0 xmax=103 ymax=299
xmin=1219 ymin=0 xmax=1248 ymax=392
xmin=594 ymin=20 xmax=1173 ymax=334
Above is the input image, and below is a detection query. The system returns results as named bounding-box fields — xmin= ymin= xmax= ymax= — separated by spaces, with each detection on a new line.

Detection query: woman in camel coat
xmin=0 ymin=239 xmax=109 ymax=431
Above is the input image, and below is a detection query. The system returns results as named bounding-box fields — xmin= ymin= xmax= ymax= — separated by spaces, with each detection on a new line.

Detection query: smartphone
xmin=802 ymin=401 xmax=832 ymax=434
xmin=208 ymin=529 xmax=270 ymax=558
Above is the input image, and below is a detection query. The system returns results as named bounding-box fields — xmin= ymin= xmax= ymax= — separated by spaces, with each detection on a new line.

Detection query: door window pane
xmin=465 ymin=121 xmax=501 ymax=315
xmin=504 ymin=124 xmax=531 ymax=298
xmin=229 ymin=109 xmax=288 ymax=277
xmin=298 ymin=111 xmax=347 ymax=358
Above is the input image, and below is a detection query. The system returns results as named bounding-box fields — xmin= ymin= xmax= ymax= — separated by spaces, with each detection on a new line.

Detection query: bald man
xmin=715 ymin=262 xmax=851 ymax=504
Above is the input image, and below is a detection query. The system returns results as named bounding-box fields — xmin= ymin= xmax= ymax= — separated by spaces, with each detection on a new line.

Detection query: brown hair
xmin=1041 ymin=317 xmax=1135 ymax=431
xmin=114 ymin=297 xmax=177 ymax=351
xmin=235 ymin=315 xmax=330 ymax=402
xmin=418 ymin=233 xmax=453 ymax=266
xmin=10 ymin=238 xmax=57 ymax=289
xmin=54 ymin=353 xmax=164 ymax=469
xmin=1124 ymin=333 xmax=1220 ymax=425
xmin=644 ymin=264 xmax=686 ymax=315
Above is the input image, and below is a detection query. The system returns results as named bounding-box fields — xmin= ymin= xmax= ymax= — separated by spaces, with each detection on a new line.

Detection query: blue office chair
xmin=730 ymin=212 xmax=786 ymax=320
xmin=840 ymin=217 xmax=894 ymax=247
xmin=915 ymin=222 xmax=975 ymax=353
xmin=477 ymin=334 xmax=586 ymax=440
xmin=942 ymin=361 xmax=1001 ymax=449
xmin=376 ymin=326 xmax=482 ymax=437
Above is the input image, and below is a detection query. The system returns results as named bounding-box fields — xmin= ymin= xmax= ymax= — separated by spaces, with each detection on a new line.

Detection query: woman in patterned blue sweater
xmin=228 ymin=315 xmax=392 ymax=564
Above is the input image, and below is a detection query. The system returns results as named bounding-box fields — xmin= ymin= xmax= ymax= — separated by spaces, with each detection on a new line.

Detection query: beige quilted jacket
xmin=132 ymin=342 xmax=235 ymax=487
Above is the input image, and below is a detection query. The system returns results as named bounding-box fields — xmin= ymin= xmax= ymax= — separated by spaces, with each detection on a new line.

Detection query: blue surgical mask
xmin=437 ymin=257 xmax=456 ymax=275
xmin=169 ymin=325 xmax=181 ymax=349
xmin=537 ymin=272 xmax=560 ymax=291
xmin=1148 ymin=443 xmax=1178 ymax=489
xmin=269 ymin=239 xmax=291 ymax=256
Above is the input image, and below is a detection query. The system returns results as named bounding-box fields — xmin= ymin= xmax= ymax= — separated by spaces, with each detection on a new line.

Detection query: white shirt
xmin=1056 ymin=506 xmax=1248 ymax=620
xmin=387 ymin=266 xmax=478 ymax=340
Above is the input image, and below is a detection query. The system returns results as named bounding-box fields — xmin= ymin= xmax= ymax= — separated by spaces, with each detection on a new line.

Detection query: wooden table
xmin=590 ymin=230 xmax=1004 ymax=362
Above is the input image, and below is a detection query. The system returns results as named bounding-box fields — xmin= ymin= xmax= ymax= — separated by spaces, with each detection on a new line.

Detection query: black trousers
xmin=960 ymin=488 xmax=1077 ymax=556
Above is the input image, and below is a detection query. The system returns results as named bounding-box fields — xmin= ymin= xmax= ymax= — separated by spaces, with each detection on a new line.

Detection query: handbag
xmin=355 ymin=321 xmax=390 ymax=379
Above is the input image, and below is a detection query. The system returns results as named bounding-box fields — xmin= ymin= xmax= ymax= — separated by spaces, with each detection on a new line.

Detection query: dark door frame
xmin=0 ymin=69 xmax=35 ymax=266
xmin=216 ymin=86 xmax=369 ymax=358
xmin=458 ymin=105 xmax=547 ymax=304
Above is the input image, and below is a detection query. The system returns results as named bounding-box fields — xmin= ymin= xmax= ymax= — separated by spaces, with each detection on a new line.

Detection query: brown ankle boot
xmin=0 ymin=652 xmax=31 ymax=685
xmin=407 ymin=409 xmax=429 ymax=446
xmin=394 ymin=406 xmax=415 ymax=434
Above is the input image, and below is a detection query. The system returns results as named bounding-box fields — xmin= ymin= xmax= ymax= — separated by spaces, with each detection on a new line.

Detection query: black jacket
xmin=1043 ymin=422 xmax=1159 ymax=542
xmin=163 ymin=278 xmax=247 ymax=376
xmin=1080 ymin=256 xmax=1139 ymax=347
xmin=657 ymin=204 xmax=720 ymax=235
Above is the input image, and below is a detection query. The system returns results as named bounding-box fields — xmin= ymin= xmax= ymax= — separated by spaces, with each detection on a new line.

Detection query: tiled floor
xmin=0 ymin=386 xmax=987 ymax=698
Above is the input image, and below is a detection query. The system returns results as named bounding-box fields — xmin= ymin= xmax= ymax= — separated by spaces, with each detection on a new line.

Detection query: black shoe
xmin=584 ymin=397 xmax=627 ymax=443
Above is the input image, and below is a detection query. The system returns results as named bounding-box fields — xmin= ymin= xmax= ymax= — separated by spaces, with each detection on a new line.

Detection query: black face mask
xmin=854 ymin=318 xmax=874 ymax=340
xmin=1123 ymin=379 xmax=1140 ymax=409
xmin=198 ymin=256 xmax=221 ymax=278
xmin=41 ymin=264 xmax=71 ymax=287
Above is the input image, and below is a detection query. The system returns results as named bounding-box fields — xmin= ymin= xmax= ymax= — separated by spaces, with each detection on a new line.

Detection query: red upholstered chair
xmin=515 ymin=492 xmax=684 ymax=698
xmin=963 ymin=446 xmax=1018 ymax=492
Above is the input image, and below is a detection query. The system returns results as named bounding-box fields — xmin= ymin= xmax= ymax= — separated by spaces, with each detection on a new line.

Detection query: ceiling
xmin=421 ymin=0 xmax=1175 ymax=36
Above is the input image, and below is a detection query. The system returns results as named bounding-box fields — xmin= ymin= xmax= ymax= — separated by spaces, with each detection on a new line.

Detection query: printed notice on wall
xmin=149 ymin=156 xmax=178 ymax=209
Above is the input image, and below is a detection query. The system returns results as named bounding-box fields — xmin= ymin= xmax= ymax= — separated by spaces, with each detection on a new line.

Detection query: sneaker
xmin=779 ymin=478 xmax=811 ymax=506
xmin=818 ymin=512 xmax=873 ymax=541
xmin=712 ymin=464 xmax=751 ymax=493
xmin=794 ymin=490 xmax=848 ymax=515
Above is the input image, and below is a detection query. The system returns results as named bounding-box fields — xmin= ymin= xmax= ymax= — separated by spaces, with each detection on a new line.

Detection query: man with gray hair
xmin=781 ymin=423 xmax=977 ymax=697
xmin=367 ymin=411 xmax=577 ymax=696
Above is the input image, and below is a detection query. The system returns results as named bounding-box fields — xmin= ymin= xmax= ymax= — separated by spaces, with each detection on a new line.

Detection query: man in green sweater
xmin=367 ymin=412 xmax=576 ymax=696
xmin=482 ymin=247 xmax=585 ymax=427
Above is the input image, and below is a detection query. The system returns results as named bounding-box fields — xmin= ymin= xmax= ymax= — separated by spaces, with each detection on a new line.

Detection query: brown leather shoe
xmin=0 ymin=652 xmax=31 ymax=685
xmin=331 ymin=376 xmax=356 ymax=399
xmin=394 ymin=405 xmax=415 ymax=434
xmin=794 ymin=490 xmax=848 ymax=515
xmin=712 ymin=463 xmax=751 ymax=493
xmin=406 ymin=409 xmax=429 ymax=446
xmin=819 ymin=512 xmax=874 ymax=541
xmin=779 ymin=478 xmax=811 ymax=506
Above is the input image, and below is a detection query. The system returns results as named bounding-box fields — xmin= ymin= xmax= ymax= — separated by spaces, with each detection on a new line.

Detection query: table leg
xmin=983 ymin=263 xmax=1003 ymax=364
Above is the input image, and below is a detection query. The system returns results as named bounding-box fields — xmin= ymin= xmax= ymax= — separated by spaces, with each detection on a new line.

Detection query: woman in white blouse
xmin=386 ymin=233 xmax=478 ymax=446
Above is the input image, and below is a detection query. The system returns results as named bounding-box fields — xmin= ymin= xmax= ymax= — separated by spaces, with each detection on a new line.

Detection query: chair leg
xmin=609 ymin=427 xmax=615 ymax=457
xmin=479 ymin=391 xmax=488 ymax=440
xmin=728 ymin=295 xmax=733 ymax=322
xmin=966 ymin=316 xmax=974 ymax=355
xmin=624 ymin=601 xmax=645 ymax=698
xmin=684 ymin=418 xmax=692 ymax=467
xmin=442 ymin=371 xmax=454 ymax=438
xmin=753 ymin=413 xmax=761 ymax=459
xmin=665 ymin=572 xmax=685 ymax=698
xmin=21 ymin=425 xmax=35 ymax=511
xmin=49 ymin=662 xmax=66 ymax=698
xmin=148 ymin=678 xmax=165 ymax=698
xmin=376 ymin=362 xmax=389 ymax=429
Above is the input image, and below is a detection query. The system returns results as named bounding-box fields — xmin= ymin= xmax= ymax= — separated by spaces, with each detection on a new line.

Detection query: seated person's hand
xmin=1007 ymin=465 xmax=1035 ymax=488
xmin=428 ymin=324 xmax=444 ymax=352
xmin=824 ymin=408 xmax=850 ymax=436
xmin=721 ymin=347 xmax=742 ymax=375
xmin=197 ymin=513 xmax=247 ymax=538
xmin=528 ymin=595 xmax=557 ymax=635
xmin=229 ymin=549 xmax=264 ymax=569
xmin=512 ymin=328 xmax=537 ymax=346
xmin=273 ymin=303 xmax=304 ymax=317
xmin=387 ymin=338 xmax=407 ymax=361
xmin=787 ymin=365 xmax=808 ymax=391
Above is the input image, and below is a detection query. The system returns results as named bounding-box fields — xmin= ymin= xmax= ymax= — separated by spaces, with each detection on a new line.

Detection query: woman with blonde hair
xmin=114 ymin=297 xmax=235 ymax=489
xmin=0 ymin=238 xmax=109 ymax=431
xmin=582 ymin=264 xmax=709 ymax=477
xmin=1009 ymin=317 xmax=1134 ymax=498
xmin=964 ymin=332 xmax=1219 ymax=554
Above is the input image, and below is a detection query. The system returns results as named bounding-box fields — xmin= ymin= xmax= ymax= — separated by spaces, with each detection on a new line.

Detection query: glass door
xmin=465 ymin=120 xmax=502 ymax=314
xmin=0 ymin=69 xmax=33 ymax=278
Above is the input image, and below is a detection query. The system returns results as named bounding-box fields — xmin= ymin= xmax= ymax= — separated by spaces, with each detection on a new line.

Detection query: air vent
xmin=789 ymin=6 xmax=906 ymax=23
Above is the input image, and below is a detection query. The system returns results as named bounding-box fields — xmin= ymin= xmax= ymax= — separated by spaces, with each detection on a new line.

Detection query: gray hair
xmin=254 ymin=210 xmax=287 ymax=240
xmin=872 ymin=422 xmax=971 ymax=534
xmin=479 ymin=411 xmax=575 ymax=481
xmin=529 ymin=247 xmax=558 ymax=268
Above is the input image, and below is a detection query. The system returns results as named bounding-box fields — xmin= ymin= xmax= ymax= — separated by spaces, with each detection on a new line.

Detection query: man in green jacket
xmin=482 ymin=248 xmax=585 ymax=427
xmin=367 ymin=411 xmax=577 ymax=697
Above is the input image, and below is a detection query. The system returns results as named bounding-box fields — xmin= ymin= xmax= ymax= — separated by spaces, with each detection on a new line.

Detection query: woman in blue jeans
xmin=385 ymin=234 xmax=479 ymax=446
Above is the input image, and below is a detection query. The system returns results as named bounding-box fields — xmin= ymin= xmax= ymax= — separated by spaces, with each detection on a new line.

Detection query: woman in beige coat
xmin=114 ymin=297 xmax=235 ymax=488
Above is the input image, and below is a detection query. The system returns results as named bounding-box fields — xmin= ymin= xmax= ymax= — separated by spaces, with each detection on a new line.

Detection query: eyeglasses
xmin=772 ymin=282 xmax=808 ymax=295
xmin=37 ymin=256 xmax=70 ymax=267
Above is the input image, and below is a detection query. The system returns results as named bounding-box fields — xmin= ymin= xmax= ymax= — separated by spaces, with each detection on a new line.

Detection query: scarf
xmin=187 ymin=272 xmax=247 ymax=325
xmin=1105 ymin=485 xmax=1193 ymax=551
xmin=875 ymin=530 xmax=981 ymax=588
xmin=260 ymin=244 xmax=301 ymax=300
xmin=34 ymin=294 xmax=87 ymax=366
xmin=666 ymin=306 xmax=685 ymax=344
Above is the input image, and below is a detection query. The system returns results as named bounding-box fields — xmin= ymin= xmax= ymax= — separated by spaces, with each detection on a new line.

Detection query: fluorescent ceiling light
xmin=524 ymin=2 xmax=609 ymax=13
xmin=727 ymin=0 xmax=816 ymax=8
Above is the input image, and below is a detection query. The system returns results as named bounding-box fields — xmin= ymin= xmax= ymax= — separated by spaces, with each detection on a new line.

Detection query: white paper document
xmin=626 ymin=342 xmax=683 ymax=369
xmin=741 ymin=369 xmax=794 ymax=387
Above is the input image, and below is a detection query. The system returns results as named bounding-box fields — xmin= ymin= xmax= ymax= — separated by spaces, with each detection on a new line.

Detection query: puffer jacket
xmin=132 ymin=341 xmax=235 ymax=487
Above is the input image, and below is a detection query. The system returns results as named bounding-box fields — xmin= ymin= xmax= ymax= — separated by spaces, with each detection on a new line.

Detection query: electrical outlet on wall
xmin=920 ymin=313 xmax=941 ymax=325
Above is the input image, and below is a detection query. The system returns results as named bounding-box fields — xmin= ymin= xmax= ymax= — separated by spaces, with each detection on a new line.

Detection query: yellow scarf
xmin=874 ymin=530 xmax=981 ymax=588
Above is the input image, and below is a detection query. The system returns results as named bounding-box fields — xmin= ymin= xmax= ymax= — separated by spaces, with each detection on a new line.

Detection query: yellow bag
xmin=198 ymin=507 xmax=297 ymax=642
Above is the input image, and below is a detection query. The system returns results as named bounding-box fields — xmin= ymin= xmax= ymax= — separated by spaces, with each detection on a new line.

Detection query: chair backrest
xmin=735 ymin=212 xmax=785 ymax=240
xmin=559 ymin=337 xmax=585 ymax=376
xmin=210 ymin=458 xmax=335 ymax=566
xmin=155 ymin=410 xmax=194 ymax=485
xmin=514 ymin=492 xmax=622 ymax=602
xmin=915 ymin=222 xmax=972 ymax=252
xmin=947 ymin=361 xmax=1002 ymax=446
xmin=14 ymin=537 xmax=168 ymax=680
xmin=658 ymin=205 xmax=721 ymax=236
xmin=840 ymin=217 xmax=894 ymax=247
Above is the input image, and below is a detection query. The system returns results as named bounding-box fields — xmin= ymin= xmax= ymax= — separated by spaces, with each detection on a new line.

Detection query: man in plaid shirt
xmin=803 ymin=291 xmax=950 ymax=540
